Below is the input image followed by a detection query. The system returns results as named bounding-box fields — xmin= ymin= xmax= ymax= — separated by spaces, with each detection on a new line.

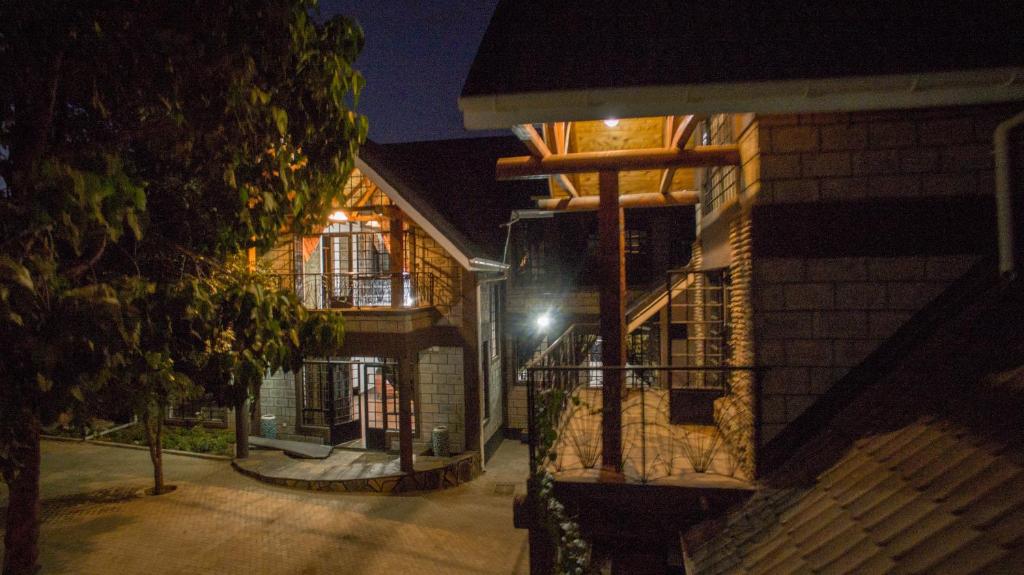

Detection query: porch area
xmin=233 ymin=447 xmax=478 ymax=493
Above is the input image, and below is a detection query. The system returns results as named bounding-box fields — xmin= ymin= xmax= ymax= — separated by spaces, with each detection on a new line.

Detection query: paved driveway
xmin=1 ymin=439 xmax=529 ymax=575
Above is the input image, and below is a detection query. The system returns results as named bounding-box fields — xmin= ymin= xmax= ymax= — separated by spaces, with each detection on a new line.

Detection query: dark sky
xmin=319 ymin=0 xmax=503 ymax=144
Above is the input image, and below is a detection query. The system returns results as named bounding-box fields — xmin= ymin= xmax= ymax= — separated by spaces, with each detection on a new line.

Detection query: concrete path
xmin=1 ymin=439 xmax=530 ymax=575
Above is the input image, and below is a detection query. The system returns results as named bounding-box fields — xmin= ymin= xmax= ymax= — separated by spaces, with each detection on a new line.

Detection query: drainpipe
xmin=995 ymin=111 xmax=1024 ymax=280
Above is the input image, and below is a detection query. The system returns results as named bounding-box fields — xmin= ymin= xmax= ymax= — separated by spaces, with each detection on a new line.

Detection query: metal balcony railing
xmin=526 ymin=365 xmax=759 ymax=484
xmin=272 ymin=271 xmax=436 ymax=310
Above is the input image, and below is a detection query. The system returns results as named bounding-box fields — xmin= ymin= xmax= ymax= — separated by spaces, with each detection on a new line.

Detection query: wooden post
xmin=398 ymin=349 xmax=414 ymax=473
xmin=598 ymin=171 xmax=625 ymax=472
xmin=389 ymin=210 xmax=405 ymax=307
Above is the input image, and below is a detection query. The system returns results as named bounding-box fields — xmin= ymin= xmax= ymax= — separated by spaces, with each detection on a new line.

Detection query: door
xmin=362 ymin=363 xmax=399 ymax=450
xmin=327 ymin=363 xmax=361 ymax=444
xmin=301 ymin=360 xmax=361 ymax=445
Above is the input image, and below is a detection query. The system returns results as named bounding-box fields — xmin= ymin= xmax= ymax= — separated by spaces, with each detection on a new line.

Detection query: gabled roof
xmin=357 ymin=137 xmax=542 ymax=270
xmin=685 ymin=264 xmax=1024 ymax=574
xmin=460 ymin=0 xmax=1024 ymax=128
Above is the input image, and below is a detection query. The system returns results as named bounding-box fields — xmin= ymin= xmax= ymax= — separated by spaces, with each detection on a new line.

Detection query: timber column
xmin=398 ymin=348 xmax=415 ymax=473
xmin=389 ymin=208 xmax=405 ymax=307
xmin=598 ymin=170 xmax=625 ymax=472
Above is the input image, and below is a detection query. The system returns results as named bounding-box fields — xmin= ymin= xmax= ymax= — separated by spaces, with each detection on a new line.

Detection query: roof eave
xmin=460 ymin=67 xmax=1024 ymax=129
xmin=355 ymin=156 xmax=487 ymax=271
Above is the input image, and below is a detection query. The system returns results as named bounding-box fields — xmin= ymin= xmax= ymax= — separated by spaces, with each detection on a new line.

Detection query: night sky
xmin=319 ymin=0 xmax=504 ymax=144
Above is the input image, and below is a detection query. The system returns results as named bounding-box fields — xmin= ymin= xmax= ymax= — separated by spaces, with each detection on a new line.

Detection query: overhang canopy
xmin=460 ymin=0 xmax=1024 ymax=128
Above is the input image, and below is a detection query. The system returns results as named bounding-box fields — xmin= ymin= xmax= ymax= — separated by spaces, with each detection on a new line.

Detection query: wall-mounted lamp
xmin=603 ymin=118 xmax=620 ymax=127
xmin=536 ymin=312 xmax=552 ymax=331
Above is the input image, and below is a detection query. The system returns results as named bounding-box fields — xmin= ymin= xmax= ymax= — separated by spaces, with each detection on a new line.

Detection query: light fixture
xmin=536 ymin=312 xmax=552 ymax=331
xmin=603 ymin=118 xmax=620 ymax=127
xmin=365 ymin=220 xmax=381 ymax=228
xmin=328 ymin=210 xmax=348 ymax=222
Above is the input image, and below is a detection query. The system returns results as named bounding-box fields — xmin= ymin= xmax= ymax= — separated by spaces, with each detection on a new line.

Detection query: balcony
xmin=526 ymin=365 xmax=758 ymax=488
xmin=273 ymin=271 xmax=436 ymax=311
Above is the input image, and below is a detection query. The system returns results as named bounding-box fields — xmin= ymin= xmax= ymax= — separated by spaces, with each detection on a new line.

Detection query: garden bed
xmin=102 ymin=423 xmax=235 ymax=457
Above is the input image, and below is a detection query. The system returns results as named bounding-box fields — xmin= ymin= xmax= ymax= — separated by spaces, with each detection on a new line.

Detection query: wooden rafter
xmin=496 ymin=145 xmax=740 ymax=180
xmin=513 ymin=123 xmax=578 ymax=197
xmin=659 ymin=115 xmax=701 ymax=194
xmin=536 ymin=190 xmax=699 ymax=211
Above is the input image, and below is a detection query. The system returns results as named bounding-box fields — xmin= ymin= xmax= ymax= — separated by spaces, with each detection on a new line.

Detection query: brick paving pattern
xmin=1 ymin=439 xmax=529 ymax=575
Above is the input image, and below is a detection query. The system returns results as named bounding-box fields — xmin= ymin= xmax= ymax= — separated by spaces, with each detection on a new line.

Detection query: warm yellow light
xmin=603 ymin=118 xmax=620 ymax=127
xmin=328 ymin=210 xmax=349 ymax=222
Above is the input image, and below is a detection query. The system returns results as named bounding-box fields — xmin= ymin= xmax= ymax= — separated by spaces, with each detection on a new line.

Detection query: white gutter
xmin=460 ymin=67 xmax=1024 ymax=129
xmin=469 ymin=257 xmax=509 ymax=272
xmin=995 ymin=111 xmax=1024 ymax=279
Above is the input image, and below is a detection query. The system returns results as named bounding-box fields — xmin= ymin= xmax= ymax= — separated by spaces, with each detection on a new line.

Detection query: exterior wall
xmin=747 ymin=104 xmax=1015 ymax=444
xmin=479 ymin=284 xmax=504 ymax=447
xmin=260 ymin=370 xmax=324 ymax=444
xmin=416 ymin=346 xmax=466 ymax=454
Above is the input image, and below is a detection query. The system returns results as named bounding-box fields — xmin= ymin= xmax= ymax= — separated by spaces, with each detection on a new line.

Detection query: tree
xmin=0 ymin=1 xmax=365 ymax=572
xmin=200 ymin=261 xmax=345 ymax=458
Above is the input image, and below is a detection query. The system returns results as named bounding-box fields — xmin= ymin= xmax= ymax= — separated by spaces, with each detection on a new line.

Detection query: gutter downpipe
xmin=995 ymin=111 xmax=1024 ymax=280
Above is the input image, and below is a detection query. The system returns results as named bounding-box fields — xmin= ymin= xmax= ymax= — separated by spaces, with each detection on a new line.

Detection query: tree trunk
xmin=249 ymin=386 xmax=261 ymax=440
xmin=3 ymin=412 xmax=41 ymax=575
xmin=142 ymin=403 xmax=165 ymax=495
xmin=233 ymin=396 xmax=249 ymax=459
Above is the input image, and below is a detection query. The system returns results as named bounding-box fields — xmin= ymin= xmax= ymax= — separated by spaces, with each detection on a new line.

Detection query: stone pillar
xmin=598 ymin=170 xmax=625 ymax=472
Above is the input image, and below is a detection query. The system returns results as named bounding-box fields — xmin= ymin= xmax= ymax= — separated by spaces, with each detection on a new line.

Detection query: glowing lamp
xmin=536 ymin=313 xmax=552 ymax=331
xmin=328 ymin=210 xmax=349 ymax=222
xmin=603 ymin=118 xmax=620 ymax=127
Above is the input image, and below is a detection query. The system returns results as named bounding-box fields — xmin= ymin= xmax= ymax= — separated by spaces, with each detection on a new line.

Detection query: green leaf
xmin=0 ymin=257 xmax=34 ymax=291
xmin=271 ymin=107 xmax=288 ymax=136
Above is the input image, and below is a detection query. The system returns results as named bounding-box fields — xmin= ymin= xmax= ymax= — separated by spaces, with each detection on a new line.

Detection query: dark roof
xmin=359 ymin=137 xmax=542 ymax=263
xmin=686 ymin=264 xmax=1024 ymax=574
xmin=463 ymin=0 xmax=1024 ymax=98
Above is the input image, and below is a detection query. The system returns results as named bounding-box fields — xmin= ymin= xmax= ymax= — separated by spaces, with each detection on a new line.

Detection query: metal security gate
xmin=301 ymin=358 xmax=401 ymax=448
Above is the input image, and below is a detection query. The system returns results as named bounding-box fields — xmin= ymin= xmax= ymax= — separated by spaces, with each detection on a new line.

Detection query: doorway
xmin=300 ymin=357 xmax=409 ymax=449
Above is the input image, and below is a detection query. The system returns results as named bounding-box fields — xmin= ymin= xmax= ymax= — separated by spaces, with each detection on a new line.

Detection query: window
xmin=489 ymin=284 xmax=499 ymax=359
xmin=482 ymin=341 xmax=491 ymax=420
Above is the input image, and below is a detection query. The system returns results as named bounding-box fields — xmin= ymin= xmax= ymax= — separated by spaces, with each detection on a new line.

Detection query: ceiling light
xmin=603 ymin=118 xmax=620 ymax=127
xmin=328 ymin=210 xmax=348 ymax=222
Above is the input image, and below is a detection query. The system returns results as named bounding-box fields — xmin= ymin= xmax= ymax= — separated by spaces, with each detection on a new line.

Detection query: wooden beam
xmin=536 ymin=190 xmax=699 ymax=211
xmin=598 ymin=170 xmax=624 ymax=473
xmin=669 ymin=115 xmax=700 ymax=149
xmin=496 ymin=145 xmax=740 ymax=180
xmin=659 ymin=115 xmax=703 ymax=193
xmin=511 ymin=124 xmax=551 ymax=158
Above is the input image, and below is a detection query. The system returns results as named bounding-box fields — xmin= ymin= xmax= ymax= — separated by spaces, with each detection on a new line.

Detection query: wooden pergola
xmin=497 ymin=116 xmax=741 ymax=472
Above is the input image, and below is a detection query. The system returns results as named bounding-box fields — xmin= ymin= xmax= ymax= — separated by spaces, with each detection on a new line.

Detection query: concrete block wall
xmin=748 ymin=105 xmax=1014 ymax=444
xmin=260 ymin=370 xmax=323 ymax=444
xmin=415 ymin=346 xmax=466 ymax=453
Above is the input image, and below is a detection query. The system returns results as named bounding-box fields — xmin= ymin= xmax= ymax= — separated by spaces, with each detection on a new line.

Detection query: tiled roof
xmin=686 ymin=272 xmax=1024 ymax=574
xmin=358 ymin=138 xmax=541 ymax=263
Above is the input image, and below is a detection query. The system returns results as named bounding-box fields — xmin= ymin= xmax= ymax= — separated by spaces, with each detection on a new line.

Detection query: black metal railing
xmin=526 ymin=365 xmax=758 ymax=484
xmin=273 ymin=271 xmax=436 ymax=310
xmin=516 ymin=322 xmax=663 ymax=385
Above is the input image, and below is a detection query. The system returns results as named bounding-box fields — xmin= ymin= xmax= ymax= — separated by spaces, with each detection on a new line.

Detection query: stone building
xmin=256 ymin=137 xmax=542 ymax=465
xmin=460 ymin=0 xmax=1024 ymax=572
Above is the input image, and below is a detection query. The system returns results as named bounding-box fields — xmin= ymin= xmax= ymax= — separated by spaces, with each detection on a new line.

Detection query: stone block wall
xmin=260 ymin=370 xmax=324 ymax=444
xmin=747 ymin=104 xmax=1016 ymax=444
xmin=416 ymin=346 xmax=466 ymax=453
